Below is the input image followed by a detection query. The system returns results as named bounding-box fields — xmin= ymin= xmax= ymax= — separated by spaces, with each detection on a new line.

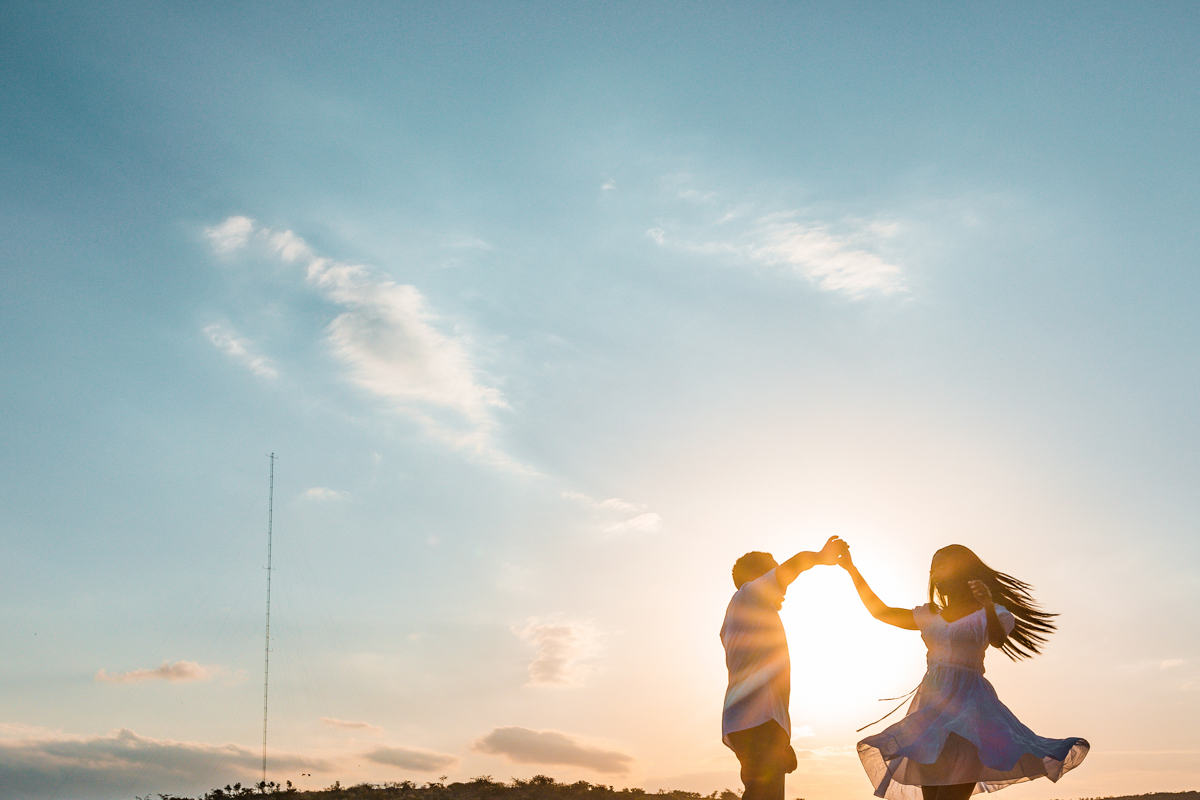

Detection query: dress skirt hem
xmin=856 ymin=664 xmax=1089 ymax=799
xmin=858 ymin=732 xmax=1090 ymax=798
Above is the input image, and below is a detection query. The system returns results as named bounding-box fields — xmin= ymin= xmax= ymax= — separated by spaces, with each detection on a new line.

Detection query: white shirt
xmin=720 ymin=568 xmax=791 ymax=744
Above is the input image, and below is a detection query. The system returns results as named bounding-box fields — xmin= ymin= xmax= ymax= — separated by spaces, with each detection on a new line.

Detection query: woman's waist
xmin=925 ymin=658 xmax=985 ymax=674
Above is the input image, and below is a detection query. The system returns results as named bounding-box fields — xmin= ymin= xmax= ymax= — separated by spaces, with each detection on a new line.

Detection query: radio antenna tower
xmin=262 ymin=452 xmax=276 ymax=786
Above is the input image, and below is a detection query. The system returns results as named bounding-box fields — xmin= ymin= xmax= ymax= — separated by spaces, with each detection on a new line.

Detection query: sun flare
xmin=780 ymin=569 xmax=926 ymax=733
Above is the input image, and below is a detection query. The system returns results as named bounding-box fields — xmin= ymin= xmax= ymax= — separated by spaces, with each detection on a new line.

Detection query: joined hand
xmin=818 ymin=535 xmax=849 ymax=566
xmin=836 ymin=547 xmax=854 ymax=570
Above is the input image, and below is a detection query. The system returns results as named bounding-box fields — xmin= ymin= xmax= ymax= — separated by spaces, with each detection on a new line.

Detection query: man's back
xmin=720 ymin=567 xmax=791 ymax=743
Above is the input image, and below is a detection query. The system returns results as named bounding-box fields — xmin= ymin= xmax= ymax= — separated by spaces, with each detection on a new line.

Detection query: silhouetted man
xmin=720 ymin=536 xmax=846 ymax=800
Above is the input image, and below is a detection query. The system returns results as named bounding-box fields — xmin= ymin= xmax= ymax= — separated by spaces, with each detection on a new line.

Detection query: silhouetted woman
xmin=838 ymin=544 xmax=1088 ymax=800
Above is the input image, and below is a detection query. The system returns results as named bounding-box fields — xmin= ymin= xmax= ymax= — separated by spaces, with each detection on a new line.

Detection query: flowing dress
xmin=857 ymin=604 xmax=1089 ymax=798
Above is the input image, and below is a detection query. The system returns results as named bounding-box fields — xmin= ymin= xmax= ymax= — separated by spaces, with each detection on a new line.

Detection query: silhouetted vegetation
xmin=145 ymin=775 xmax=745 ymax=800
xmin=144 ymin=776 xmax=1200 ymax=800
xmin=1066 ymin=794 xmax=1200 ymax=800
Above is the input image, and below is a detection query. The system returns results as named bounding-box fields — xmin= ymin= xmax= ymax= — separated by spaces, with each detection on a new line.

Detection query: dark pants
xmin=921 ymin=785 xmax=976 ymax=800
xmin=727 ymin=721 xmax=797 ymax=800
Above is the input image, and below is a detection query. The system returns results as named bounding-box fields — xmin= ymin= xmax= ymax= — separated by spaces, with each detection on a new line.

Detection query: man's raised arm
xmin=775 ymin=535 xmax=847 ymax=591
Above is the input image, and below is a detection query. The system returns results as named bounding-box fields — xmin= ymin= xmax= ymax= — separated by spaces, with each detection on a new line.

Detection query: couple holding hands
xmin=720 ymin=537 xmax=1088 ymax=800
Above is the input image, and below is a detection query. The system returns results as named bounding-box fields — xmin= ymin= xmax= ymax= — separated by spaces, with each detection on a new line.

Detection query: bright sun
xmin=779 ymin=568 xmax=927 ymax=734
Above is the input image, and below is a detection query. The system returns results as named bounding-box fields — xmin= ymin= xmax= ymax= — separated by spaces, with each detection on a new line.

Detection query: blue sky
xmin=2 ymin=2 xmax=1199 ymax=798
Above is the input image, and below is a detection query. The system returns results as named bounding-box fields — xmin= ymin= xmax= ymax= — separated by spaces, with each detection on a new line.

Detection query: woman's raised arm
xmin=838 ymin=549 xmax=918 ymax=630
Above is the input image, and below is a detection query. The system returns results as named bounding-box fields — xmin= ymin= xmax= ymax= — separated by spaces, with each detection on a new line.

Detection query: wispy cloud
xmin=203 ymin=323 xmax=279 ymax=379
xmin=647 ymin=206 xmax=906 ymax=298
xmin=0 ymin=727 xmax=331 ymax=800
xmin=306 ymin=259 xmax=505 ymax=431
xmin=600 ymin=512 xmax=661 ymax=535
xmin=364 ymin=746 xmax=458 ymax=771
xmin=473 ymin=727 xmax=633 ymax=774
xmin=678 ymin=188 xmax=717 ymax=203
xmin=1120 ymin=658 xmax=1192 ymax=673
xmin=203 ymin=216 xmax=517 ymax=466
xmin=267 ymin=228 xmax=315 ymax=263
xmin=513 ymin=617 xmax=600 ymax=687
xmin=448 ymin=237 xmax=494 ymax=251
xmin=303 ymin=487 xmax=345 ymax=501
xmin=205 ymin=216 xmax=255 ymax=254
xmin=563 ymin=491 xmax=661 ymax=536
xmin=747 ymin=216 xmax=905 ymax=297
xmin=319 ymin=717 xmax=383 ymax=735
xmin=95 ymin=661 xmax=217 ymax=684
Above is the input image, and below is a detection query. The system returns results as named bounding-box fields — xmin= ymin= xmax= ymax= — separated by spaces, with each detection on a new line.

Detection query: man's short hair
xmin=732 ymin=551 xmax=776 ymax=589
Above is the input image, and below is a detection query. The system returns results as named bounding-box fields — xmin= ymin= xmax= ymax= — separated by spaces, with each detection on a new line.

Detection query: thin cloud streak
xmin=303 ymin=487 xmax=346 ymax=501
xmin=562 ymin=491 xmax=662 ymax=536
xmin=319 ymin=717 xmax=383 ymax=734
xmin=648 ymin=210 xmax=906 ymax=298
xmin=95 ymin=661 xmax=216 ymax=684
xmin=364 ymin=746 xmax=458 ymax=771
xmin=203 ymin=323 xmax=278 ymax=379
xmin=600 ymin=512 xmax=661 ymax=535
xmin=748 ymin=217 xmax=905 ymax=297
xmin=473 ymin=727 xmax=633 ymax=774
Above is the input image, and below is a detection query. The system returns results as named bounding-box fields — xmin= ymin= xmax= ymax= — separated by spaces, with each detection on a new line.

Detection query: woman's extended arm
xmin=838 ymin=550 xmax=918 ymax=630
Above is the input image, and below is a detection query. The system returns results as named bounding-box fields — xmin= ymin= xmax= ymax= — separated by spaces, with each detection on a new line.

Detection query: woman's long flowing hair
xmin=928 ymin=544 xmax=1057 ymax=660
